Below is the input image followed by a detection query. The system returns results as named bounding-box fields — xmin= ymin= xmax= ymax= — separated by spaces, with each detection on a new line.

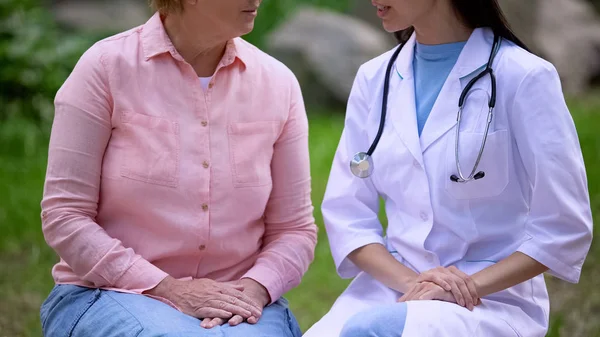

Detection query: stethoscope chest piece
xmin=350 ymin=152 xmax=374 ymax=178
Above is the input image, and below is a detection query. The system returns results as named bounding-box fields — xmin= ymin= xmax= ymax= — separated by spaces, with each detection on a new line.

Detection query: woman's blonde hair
xmin=149 ymin=0 xmax=183 ymax=14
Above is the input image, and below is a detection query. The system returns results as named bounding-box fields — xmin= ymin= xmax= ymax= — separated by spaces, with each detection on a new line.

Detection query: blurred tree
xmin=0 ymin=0 xmax=95 ymax=126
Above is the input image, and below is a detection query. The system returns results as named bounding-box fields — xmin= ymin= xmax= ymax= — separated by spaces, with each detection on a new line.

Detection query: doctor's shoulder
xmin=344 ymin=45 xmax=399 ymax=110
xmin=353 ymin=45 xmax=399 ymax=86
xmin=494 ymin=39 xmax=565 ymax=101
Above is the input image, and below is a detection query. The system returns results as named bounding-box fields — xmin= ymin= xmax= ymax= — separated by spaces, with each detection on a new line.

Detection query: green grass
xmin=1 ymin=97 xmax=600 ymax=336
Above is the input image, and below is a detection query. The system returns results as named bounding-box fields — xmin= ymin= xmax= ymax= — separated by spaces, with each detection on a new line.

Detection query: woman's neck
xmin=163 ymin=13 xmax=227 ymax=77
xmin=413 ymin=2 xmax=473 ymax=45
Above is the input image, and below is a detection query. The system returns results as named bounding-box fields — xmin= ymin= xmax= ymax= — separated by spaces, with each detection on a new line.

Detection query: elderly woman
xmin=39 ymin=0 xmax=317 ymax=336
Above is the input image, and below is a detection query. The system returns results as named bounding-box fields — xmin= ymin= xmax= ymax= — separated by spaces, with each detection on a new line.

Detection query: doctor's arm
xmin=472 ymin=64 xmax=593 ymax=297
xmin=322 ymin=65 xmax=417 ymax=294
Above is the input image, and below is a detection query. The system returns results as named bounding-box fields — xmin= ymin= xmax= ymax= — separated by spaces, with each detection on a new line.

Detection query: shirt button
xmin=198 ymin=244 xmax=206 ymax=251
xmin=208 ymin=82 xmax=214 ymax=89
xmin=202 ymin=161 xmax=210 ymax=169
xmin=201 ymin=121 xmax=208 ymax=127
xmin=202 ymin=204 xmax=209 ymax=211
xmin=420 ymin=211 xmax=429 ymax=221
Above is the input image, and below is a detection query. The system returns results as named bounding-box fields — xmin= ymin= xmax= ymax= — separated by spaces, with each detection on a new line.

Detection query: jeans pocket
xmin=274 ymin=298 xmax=302 ymax=337
xmin=66 ymin=289 xmax=103 ymax=337
xmin=69 ymin=291 xmax=143 ymax=337
xmin=285 ymin=308 xmax=303 ymax=337
xmin=41 ymin=286 xmax=102 ymax=337
xmin=41 ymin=285 xmax=62 ymax=334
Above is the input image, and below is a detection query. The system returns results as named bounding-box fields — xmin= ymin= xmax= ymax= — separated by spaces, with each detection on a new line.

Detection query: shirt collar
xmin=140 ymin=12 xmax=250 ymax=69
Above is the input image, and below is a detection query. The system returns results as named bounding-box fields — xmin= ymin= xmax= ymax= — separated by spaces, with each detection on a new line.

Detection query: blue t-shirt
xmin=413 ymin=41 xmax=467 ymax=136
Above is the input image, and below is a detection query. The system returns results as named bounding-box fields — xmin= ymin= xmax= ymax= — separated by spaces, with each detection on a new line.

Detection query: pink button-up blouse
xmin=40 ymin=13 xmax=318 ymax=303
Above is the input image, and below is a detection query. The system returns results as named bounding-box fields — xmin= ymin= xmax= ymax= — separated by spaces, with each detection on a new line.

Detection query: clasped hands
xmin=146 ymin=276 xmax=271 ymax=329
xmin=398 ymin=266 xmax=480 ymax=311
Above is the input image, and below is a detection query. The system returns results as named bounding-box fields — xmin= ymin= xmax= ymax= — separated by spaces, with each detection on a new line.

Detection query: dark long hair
xmin=394 ymin=0 xmax=529 ymax=51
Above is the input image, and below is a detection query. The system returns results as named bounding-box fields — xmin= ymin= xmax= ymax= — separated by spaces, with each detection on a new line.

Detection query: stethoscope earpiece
xmin=450 ymin=171 xmax=485 ymax=183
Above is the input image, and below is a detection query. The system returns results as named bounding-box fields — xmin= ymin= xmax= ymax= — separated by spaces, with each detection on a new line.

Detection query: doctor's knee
xmin=339 ymin=303 xmax=408 ymax=337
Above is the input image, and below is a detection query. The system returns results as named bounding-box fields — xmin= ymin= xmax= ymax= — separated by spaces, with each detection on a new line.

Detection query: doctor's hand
xmin=413 ymin=266 xmax=479 ymax=310
xmin=398 ymin=281 xmax=457 ymax=306
xmin=200 ymin=278 xmax=270 ymax=329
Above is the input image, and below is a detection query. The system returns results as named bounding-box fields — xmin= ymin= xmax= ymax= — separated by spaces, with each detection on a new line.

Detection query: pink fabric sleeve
xmin=242 ymin=73 xmax=318 ymax=303
xmin=41 ymin=45 xmax=169 ymax=293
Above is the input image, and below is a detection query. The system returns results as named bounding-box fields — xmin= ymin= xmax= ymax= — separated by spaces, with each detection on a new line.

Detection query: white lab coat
xmin=303 ymin=28 xmax=593 ymax=337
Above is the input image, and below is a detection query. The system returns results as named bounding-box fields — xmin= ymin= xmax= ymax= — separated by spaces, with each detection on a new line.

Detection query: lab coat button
xmin=413 ymin=160 xmax=420 ymax=168
xmin=420 ymin=211 xmax=429 ymax=221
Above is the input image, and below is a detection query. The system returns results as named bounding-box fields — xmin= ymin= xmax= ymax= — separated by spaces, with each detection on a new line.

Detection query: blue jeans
xmin=340 ymin=302 xmax=408 ymax=337
xmin=40 ymin=284 xmax=303 ymax=337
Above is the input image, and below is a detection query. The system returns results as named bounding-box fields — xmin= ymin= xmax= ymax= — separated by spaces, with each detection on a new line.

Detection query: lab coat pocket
xmin=120 ymin=111 xmax=180 ymax=188
xmin=228 ymin=121 xmax=280 ymax=188
xmin=445 ymin=129 xmax=509 ymax=199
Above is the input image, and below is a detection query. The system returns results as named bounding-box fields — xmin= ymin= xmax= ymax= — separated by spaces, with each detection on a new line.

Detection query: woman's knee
xmin=340 ymin=303 xmax=407 ymax=337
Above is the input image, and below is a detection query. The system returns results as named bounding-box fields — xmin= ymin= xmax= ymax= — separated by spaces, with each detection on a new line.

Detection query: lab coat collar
xmin=388 ymin=61 xmax=424 ymax=167
xmin=391 ymin=27 xmax=498 ymax=153
xmin=420 ymin=27 xmax=497 ymax=151
xmin=393 ymin=33 xmax=417 ymax=80
xmin=454 ymin=27 xmax=497 ymax=79
xmin=394 ymin=27 xmax=495 ymax=81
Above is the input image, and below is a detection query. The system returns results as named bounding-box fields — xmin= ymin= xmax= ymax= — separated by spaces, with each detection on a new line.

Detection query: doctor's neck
xmin=412 ymin=2 xmax=473 ymax=45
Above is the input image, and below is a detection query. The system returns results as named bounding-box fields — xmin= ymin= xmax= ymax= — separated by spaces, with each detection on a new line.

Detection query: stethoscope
xmin=350 ymin=34 xmax=501 ymax=183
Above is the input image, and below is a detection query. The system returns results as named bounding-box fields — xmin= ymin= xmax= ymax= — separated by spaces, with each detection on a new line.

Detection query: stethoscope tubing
xmin=350 ymin=32 xmax=501 ymax=182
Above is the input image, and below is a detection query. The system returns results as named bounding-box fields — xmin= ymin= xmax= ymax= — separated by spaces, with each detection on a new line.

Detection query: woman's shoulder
xmin=74 ymin=26 xmax=144 ymax=69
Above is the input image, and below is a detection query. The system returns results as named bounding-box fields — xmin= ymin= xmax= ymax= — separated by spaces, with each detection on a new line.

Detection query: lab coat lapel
xmin=419 ymin=28 xmax=496 ymax=152
xmin=388 ymin=34 xmax=424 ymax=166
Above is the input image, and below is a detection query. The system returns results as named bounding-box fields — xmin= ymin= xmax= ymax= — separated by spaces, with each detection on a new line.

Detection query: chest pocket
xmin=444 ymin=128 xmax=509 ymax=199
xmin=120 ymin=111 xmax=180 ymax=188
xmin=228 ymin=121 xmax=281 ymax=188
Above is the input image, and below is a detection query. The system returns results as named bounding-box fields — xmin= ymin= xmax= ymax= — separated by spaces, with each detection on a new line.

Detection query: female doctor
xmin=303 ymin=0 xmax=593 ymax=336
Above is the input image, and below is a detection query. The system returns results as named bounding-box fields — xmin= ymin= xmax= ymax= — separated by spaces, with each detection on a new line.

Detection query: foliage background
xmin=1 ymin=0 xmax=599 ymax=336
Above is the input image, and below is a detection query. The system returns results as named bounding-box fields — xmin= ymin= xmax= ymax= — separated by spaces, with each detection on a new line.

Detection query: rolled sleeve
xmin=41 ymin=43 xmax=168 ymax=293
xmin=321 ymin=65 xmax=386 ymax=279
xmin=243 ymin=71 xmax=318 ymax=303
xmin=510 ymin=63 xmax=593 ymax=283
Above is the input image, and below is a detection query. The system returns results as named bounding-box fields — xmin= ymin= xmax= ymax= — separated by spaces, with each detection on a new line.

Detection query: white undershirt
xmin=199 ymin=77 xmax=212 ymax=90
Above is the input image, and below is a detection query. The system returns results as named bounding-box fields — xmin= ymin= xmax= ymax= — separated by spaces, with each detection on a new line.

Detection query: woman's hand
xmin=414 ymin=266 xmax=479 ymax=310
xmin=145 ymin=276 xmax=263 ymax=321
xmin=398 ymin=281 xmax=456 ymax=304
xmin=200 ymin=278 xmax=271 ymax=328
